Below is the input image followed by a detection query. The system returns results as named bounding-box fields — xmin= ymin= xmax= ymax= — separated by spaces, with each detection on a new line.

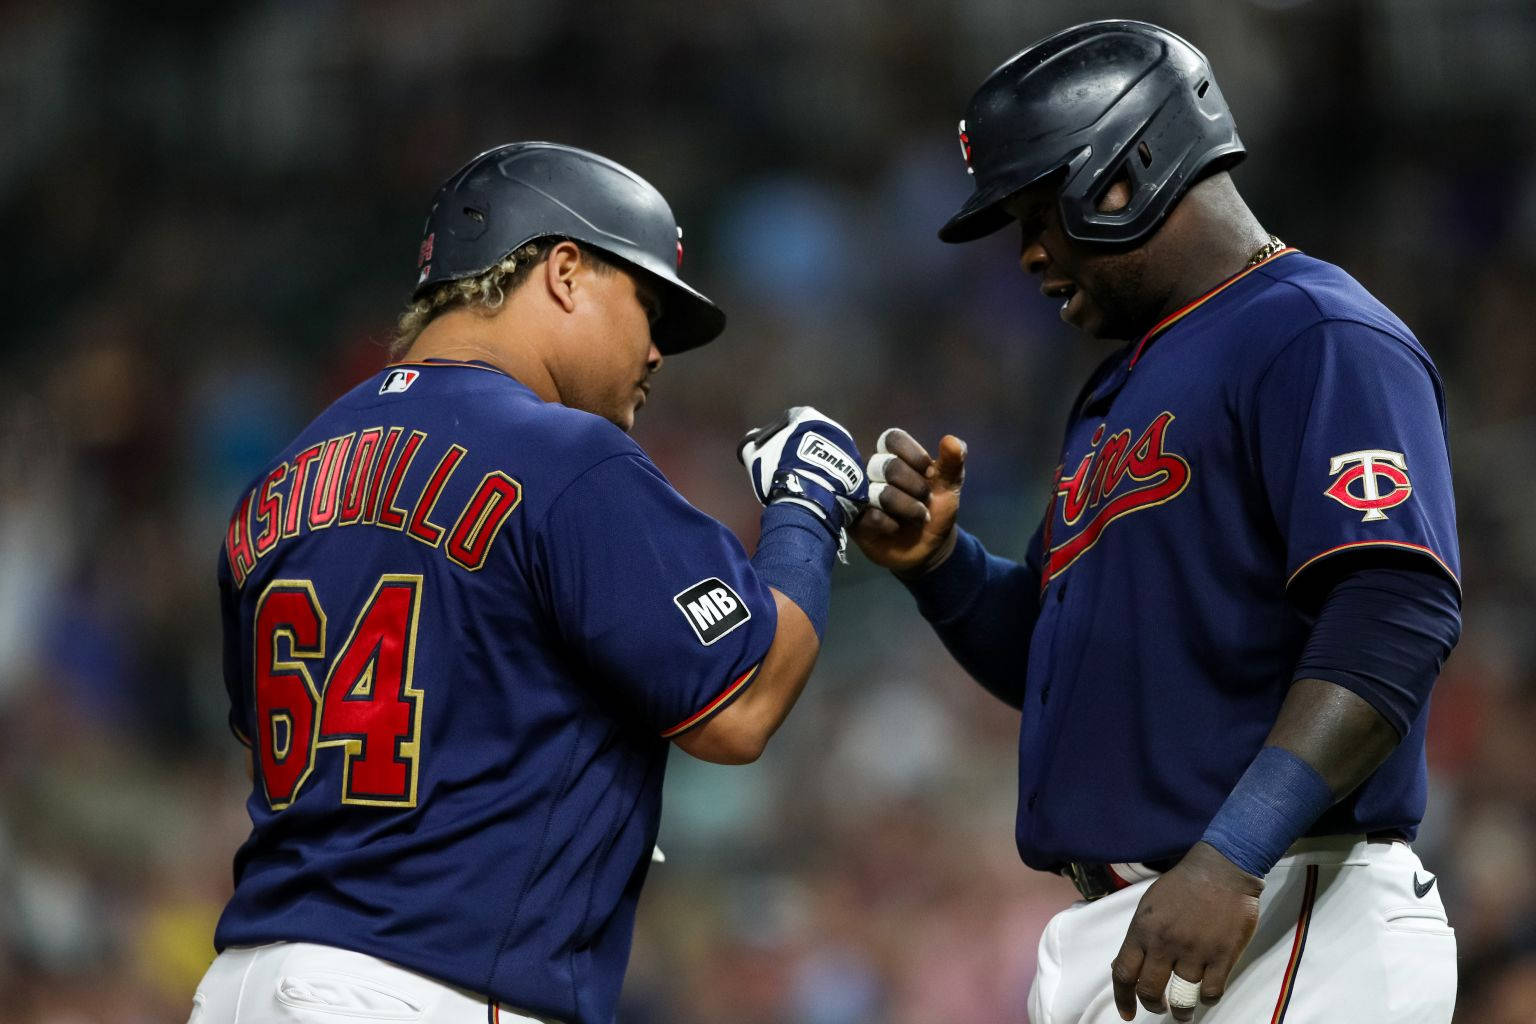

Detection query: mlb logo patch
xmin=380 ymin=369 xmax=421 ymax=395
xmin=673 ymin=578 xmax=751 ymax=646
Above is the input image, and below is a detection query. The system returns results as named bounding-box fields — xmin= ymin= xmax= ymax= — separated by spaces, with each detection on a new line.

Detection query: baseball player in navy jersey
xmin=189 ymin=142 xmax=868 ymax=1024
xmin=855 ymin=21 xmax=1461 ymax=1023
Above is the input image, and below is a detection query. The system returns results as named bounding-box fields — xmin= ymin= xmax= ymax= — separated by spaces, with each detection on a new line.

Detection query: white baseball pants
xmin=189 ymin=942 xmax=566 ymax=1024
xmin=1028 ymin=837 xmax=1456 ymax=1023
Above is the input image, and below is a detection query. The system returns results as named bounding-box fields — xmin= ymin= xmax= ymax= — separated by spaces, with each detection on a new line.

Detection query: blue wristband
xmin=1200 ymin=746 xmax=1334 ymax=877
xmin=750 ymin=502 xmax=837 ymax=640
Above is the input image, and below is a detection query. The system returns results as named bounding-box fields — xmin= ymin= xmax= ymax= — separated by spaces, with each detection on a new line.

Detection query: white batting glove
xmin=737 ymin=406 xmax=869 ymax=538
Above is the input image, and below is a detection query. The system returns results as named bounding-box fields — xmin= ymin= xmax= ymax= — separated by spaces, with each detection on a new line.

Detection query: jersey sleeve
xmin=1252 ymin=320 xmax=1460 ymax=592
xmin=901 ymin=524 xmax=1044 ymax=710
xmin=217 ymin=549 xmax=253 ymax=748
xmin=533 ymin=453 xmax=778 ymax=737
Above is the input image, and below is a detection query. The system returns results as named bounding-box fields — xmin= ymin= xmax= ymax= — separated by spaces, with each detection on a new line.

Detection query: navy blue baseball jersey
xmin=213 ymin=360 xmax=776 ymax=1024
xmin=1003 ymin=250 xmax=1459 ymax=870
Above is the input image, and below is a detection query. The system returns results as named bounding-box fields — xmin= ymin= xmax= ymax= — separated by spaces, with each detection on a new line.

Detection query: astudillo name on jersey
xmin=223 ymin=427 xmax=522 ymax=587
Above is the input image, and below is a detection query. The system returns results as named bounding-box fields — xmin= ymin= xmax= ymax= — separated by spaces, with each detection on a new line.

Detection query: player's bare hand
xmin=1110 ymin=842 xmax=1262 ymax=1022
xmin=853 ymin=428 xmax=966 ymax=575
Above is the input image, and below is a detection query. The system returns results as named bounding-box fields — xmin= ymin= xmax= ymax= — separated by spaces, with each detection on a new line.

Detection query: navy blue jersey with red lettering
xmin=1005 ymin=250 xmax=1459 ymax=870
xmin=213 ymin=360 xmax=776 ymax=1024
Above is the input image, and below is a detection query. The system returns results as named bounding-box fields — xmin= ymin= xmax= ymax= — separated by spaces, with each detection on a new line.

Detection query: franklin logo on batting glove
xmin=797 ymin=433 xmax=863 ymax=493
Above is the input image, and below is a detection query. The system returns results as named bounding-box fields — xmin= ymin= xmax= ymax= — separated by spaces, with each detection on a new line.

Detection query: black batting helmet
xmin=940 ymin=20 xmax=1245 ymax=247
xmin=412 ymin=142 xmax=726 ymax=354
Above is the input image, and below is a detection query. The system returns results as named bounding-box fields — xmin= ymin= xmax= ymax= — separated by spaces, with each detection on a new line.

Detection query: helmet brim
xmin=645 ymin=271 xmax=728 ymax=355
xmin=938 ymin=185 xmax=1018 ymax=244
xmin=940 ymin=160 xmax=1078 ymax=244
xmin=606 ymin=252 xmax=727 ymax=355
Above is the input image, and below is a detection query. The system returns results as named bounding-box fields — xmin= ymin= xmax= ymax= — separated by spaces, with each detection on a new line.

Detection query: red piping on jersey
xmin=1288 ymin=540 xmax=1460 ymax=592
xmin=1127 ymin=248 xmax=1298 ymax=369
xmin=660 ymin=663 xmax=762 ymax=738
xmin=1269 ymin=864 xmax=1319 ymax=1024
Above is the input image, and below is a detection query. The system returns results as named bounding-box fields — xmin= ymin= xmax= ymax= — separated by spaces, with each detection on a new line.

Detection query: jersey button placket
xmin=1043 ymin=582 xmax=1064 ymax=705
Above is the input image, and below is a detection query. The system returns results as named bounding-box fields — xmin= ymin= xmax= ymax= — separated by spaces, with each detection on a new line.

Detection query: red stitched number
xmin=253 ymin=575 xmax=425 ymax=810
xmin=252 ymin=582 xmax=325 ymax=809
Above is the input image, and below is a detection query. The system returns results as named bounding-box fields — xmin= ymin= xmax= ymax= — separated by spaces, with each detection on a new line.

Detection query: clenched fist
xmin=853 ymin=428 xmax=967 ymax=576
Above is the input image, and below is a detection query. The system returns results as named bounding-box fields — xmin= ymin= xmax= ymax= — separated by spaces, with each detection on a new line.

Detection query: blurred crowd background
xmin=3 ymin=0 xmax=1535 ymax=1021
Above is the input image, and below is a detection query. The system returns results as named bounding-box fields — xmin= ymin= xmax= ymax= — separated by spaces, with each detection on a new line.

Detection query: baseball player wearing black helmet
xmin=857 ymin=21 xmax=1461 ymax=1023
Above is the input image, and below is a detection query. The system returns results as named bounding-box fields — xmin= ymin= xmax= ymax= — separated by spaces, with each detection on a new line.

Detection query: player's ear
xmin=544 ymin=240 xmax=583 ymax=313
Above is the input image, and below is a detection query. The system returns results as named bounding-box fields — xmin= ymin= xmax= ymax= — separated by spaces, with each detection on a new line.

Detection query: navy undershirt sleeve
xmin=1293 ymin=565 xmax=1461 ymax=738
xmin=900 ymin=528 xmax=1041 ymax=709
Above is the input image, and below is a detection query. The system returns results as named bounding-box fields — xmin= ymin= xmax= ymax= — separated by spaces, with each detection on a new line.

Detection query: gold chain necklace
xmin=1246 ymin=234 xmax=1287 ymax=268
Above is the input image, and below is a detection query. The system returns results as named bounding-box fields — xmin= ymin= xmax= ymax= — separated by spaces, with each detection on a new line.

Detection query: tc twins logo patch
xmin=1325 ymin=449 xmax=1412 ymax=522
xmin=1042 ymin=411 xmax=1190 ymax=584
